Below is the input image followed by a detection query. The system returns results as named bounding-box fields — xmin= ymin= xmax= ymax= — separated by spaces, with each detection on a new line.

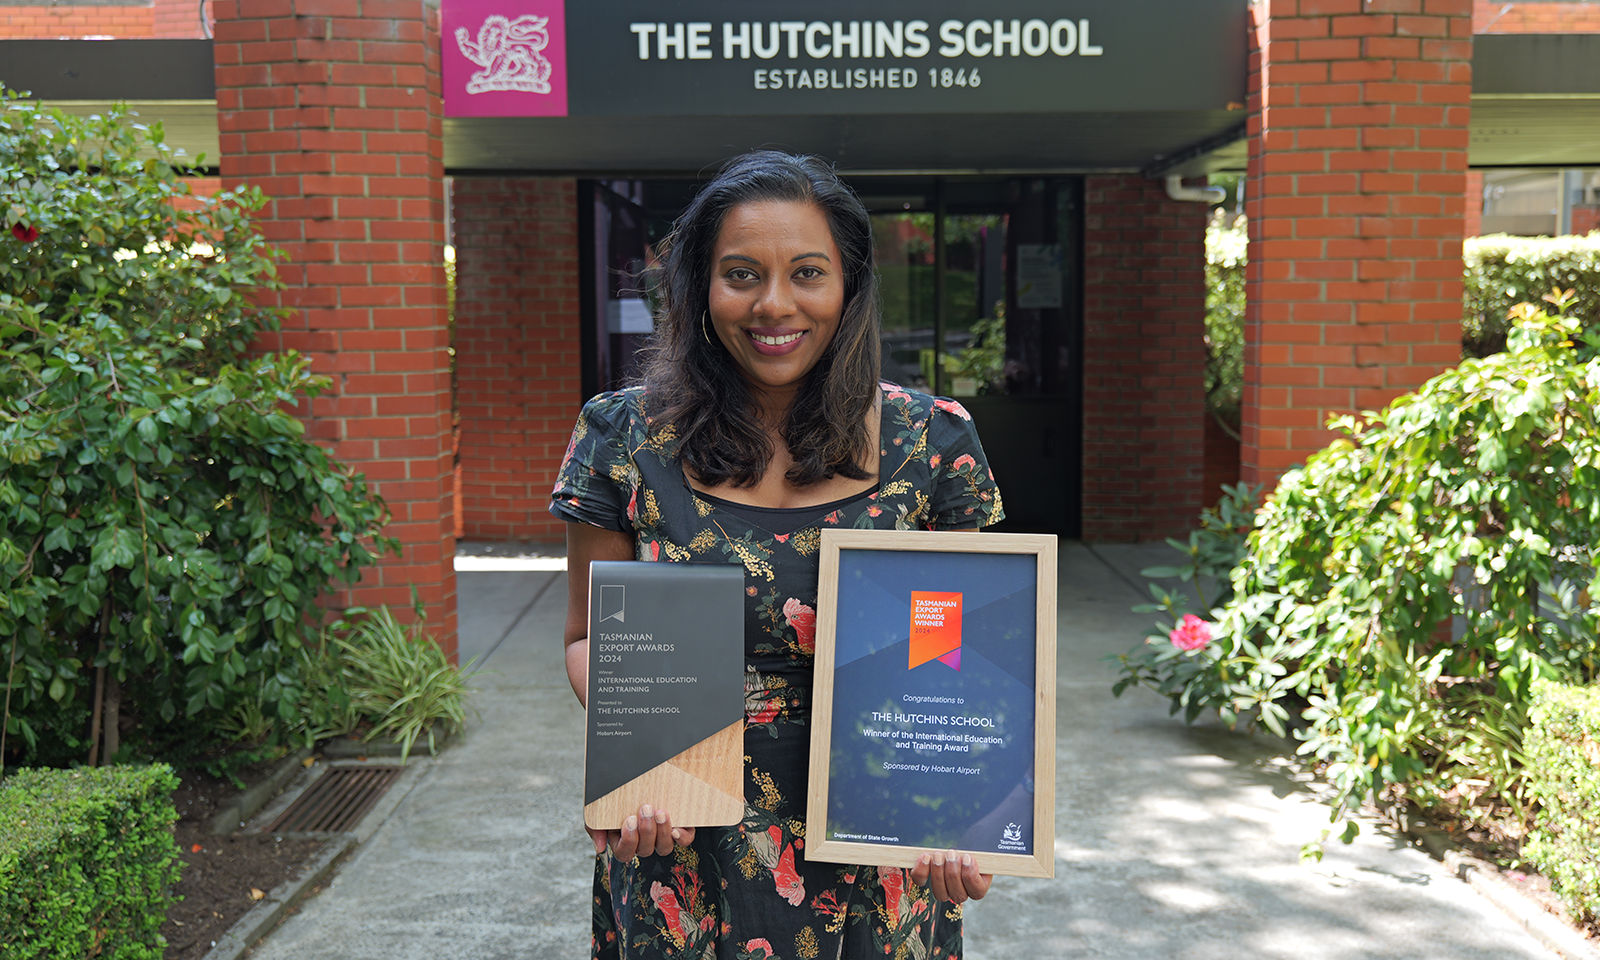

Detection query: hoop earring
xmin=701 ymin=311 xmax=714 ymax=347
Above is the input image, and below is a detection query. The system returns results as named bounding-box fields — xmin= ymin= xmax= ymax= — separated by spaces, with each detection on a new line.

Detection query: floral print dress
xmin=550 ymin=382 xmax=1004 ymax=960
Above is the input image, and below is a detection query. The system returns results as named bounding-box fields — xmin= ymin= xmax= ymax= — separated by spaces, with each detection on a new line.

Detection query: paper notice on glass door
xmin=1016 ymin=244 xmax=1063 ymax=309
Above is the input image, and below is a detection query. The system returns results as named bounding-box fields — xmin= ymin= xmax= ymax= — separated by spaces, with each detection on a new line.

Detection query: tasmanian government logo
xmin=455 ymin=14 xmax=556 ymax=94
xmin=908 ymin=591 xmax=963 ymax=670
xmin=998 ymin=822 xmax=1027 ymax=853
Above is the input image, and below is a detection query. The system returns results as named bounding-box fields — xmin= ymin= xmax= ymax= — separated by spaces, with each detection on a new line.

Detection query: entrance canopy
xmin=1 ymin=0 xmax=1251 ymax=176
xmin=3 ymin=8 xmax=1599 ymax=175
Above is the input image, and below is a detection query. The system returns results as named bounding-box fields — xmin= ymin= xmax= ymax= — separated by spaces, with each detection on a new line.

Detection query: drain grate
xmin=266 ymin=765 xmax=402 ymax=833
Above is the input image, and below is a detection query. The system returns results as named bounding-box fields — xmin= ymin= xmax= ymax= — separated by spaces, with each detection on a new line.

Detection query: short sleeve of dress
xmin=548 ymin=391 xmax=635 ymax=534
xmin=926 ymin=396 xmax=1006 ymax=530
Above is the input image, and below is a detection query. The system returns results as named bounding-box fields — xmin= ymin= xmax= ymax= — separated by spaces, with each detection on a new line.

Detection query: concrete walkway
xmin=247 ymin=542 xmax=1562 ymax=960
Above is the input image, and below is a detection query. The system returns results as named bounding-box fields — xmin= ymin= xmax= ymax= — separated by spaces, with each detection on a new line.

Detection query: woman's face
xmin=706 ymin=199 xmax=846 ymax=402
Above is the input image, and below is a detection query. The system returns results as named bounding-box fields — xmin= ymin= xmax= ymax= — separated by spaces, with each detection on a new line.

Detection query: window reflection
xmin=871 ymin=213 xmax=936 ymax=391
xmin=940 ymin=214 xmax=1008 ymax=397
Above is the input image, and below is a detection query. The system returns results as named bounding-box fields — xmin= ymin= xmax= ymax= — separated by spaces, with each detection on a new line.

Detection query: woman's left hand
xmin=909 ymin=850 xmax=993 ymax=904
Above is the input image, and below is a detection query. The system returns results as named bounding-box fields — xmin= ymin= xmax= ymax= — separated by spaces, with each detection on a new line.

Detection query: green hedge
xmin=0 ymin=765 xmax=182 ymax=959
xmin=1525 ymin=679 xmax=1600 ymax=926
xmin=1202 ymin=228 xmax=1600 ymax=423
xmin=1465 ymin=233 xmax=1600 ymax=355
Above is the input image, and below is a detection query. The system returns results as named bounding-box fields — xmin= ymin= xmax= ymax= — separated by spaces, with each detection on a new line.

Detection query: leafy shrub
xmin=287 ymin=632 xmax=364 ymax=748
xmin=0 ymin=764 xmax=182 ymax=959
xmin=1524 ymin=679 xmax=1600 ymax=925
xmin=1205 ymin=213 xmax=1245 ymax=432
xmin=202 ymin=603 xmax=476 ymax=762
xmin=331 ymin=605 xmax=475 ymax=763
xmin=1465 ymin=233 xmax=1600 ymax=356
xmin=1115 ymin=296 xmax=1600 ymax=834
xmin=0 ymin=91 xmax=394 ymax=765
xmin=1113 ymin=482 xmax=1260 ymax=724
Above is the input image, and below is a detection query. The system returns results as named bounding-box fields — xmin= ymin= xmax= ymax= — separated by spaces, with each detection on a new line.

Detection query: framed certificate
xmin=805 ymin=530 xmax=1057 ymax=878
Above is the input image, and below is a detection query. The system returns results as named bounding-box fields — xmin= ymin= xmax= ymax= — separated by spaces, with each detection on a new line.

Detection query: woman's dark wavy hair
xmin=640 ymin=150 xmax=881 ymax=488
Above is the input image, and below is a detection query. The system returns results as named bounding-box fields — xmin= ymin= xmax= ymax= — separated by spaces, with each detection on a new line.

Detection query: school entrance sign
xmin=442 ymin=0 xmax=1246 ymax=118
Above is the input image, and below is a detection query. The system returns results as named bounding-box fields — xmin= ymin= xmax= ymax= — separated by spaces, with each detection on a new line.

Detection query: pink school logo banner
xmin=442 ymin=1 xmax=569 ymax=117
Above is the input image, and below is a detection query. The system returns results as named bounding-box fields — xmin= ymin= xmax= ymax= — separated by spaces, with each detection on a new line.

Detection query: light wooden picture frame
xmin=805 ymin=529 xmax=1057 ymax=879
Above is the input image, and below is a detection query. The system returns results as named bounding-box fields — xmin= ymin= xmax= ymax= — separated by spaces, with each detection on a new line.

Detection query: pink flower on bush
xmin=783 ymin=598 xmax=816 ymax=654
xmin=11 ymin=223 xmax=39 ymax=244
xmin=1169 ymin=614 xmax=1214 ymax=651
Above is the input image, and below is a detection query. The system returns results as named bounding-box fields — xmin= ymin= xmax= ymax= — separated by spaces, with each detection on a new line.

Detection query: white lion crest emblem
xmin=455 ymin=14 xmax=554 ymax=95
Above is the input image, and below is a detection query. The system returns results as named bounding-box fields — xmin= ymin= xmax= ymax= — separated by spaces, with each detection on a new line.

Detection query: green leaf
xmin=43 ymin=524 xmax=73 ymax=553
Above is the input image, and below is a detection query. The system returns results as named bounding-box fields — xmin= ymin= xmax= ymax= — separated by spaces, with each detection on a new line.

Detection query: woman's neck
xmin=748 ymin=384 xmax=798 ymax=435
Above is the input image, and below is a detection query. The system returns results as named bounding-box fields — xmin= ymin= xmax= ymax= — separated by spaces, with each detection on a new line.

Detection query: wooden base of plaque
xmin=583 ymin=720 xmax=745 ymax=830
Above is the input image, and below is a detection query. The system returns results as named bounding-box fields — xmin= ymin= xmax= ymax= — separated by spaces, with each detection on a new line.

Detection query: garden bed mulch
xmin=163 ymin=765 xmax=325 ymax=960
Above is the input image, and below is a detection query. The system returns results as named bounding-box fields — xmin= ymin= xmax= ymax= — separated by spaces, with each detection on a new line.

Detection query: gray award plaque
xmin=583 ymin=561 xmax=745 ymax=829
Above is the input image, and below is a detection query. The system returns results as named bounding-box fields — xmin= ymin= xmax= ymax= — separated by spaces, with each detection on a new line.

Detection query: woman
xmin=552 ymin=151 xmax=1004 ymax=960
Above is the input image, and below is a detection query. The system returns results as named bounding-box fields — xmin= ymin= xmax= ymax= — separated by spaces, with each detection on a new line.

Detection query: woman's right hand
xmin=588 ymin=803 xmax=697 ymax=859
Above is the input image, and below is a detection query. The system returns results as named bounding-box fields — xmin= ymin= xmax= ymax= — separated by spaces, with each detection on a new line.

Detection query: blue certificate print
xmin=825 ymin=548 xmax=1037 ymax=855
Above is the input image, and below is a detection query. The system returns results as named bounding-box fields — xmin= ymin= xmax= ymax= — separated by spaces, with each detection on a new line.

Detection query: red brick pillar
xmin=213 ymin=0 xmax=457 ymax=654
xmin=1081 ymin=174 xmax=1208 ymax=541
xmin=1243 ymin=0 xmax=1471 ymax=488
xmin=453 ymin=177 xmax=582 ymax=542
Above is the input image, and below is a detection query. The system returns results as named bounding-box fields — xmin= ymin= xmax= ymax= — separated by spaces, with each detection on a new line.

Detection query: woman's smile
xmin=747 ymin=328 xmax=806 ymax=353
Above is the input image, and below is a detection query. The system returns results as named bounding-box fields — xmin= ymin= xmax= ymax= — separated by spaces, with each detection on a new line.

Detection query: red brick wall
xmin=1242 ymin=0 xmax=1471 ymax=487
xmin=0 ymin=0 xmax=206 ymax=37
xmin=213 ymin=0 xmax=456 ymax=653
xmin=1203 ymin=414 xmax=1242 ymax=507
xmin=1572 ymin=205 xmax=1600 ymax=234
xmin=453 ymin=177 xmax=582 ymax=543
xmin=1464 ymin=169 xmax=1485 ymax=236
xmin=171 ymin=175 xmax=221 ymax=214
xmin=152 ymin=0 xmax=210 ymax=38
xmin=1474 ymin=1 xmax=1600 ymax=31
xmin=1 ymin=5 xmax=155 ymax=38
xmin=1081 ymin=174 xmax=1208 ymax=541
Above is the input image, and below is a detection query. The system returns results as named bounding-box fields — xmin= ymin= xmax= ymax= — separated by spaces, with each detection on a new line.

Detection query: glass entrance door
xmin=861 ymin=177 xmax=1083 ymax=537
